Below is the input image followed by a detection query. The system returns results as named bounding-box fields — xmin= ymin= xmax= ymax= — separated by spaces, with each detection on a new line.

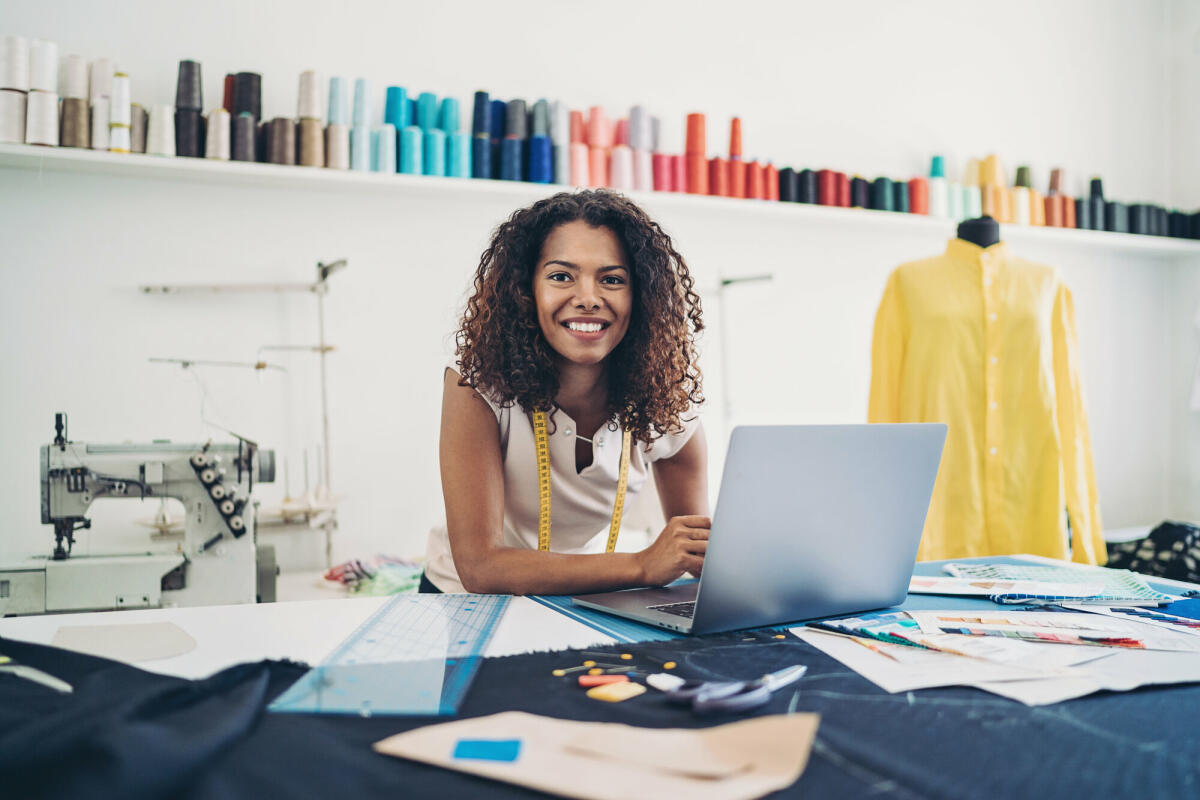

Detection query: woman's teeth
xmin=566 ymin=321 xmax=604 ymax=332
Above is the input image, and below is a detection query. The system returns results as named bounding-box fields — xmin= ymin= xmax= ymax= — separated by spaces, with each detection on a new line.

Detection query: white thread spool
xmin=325 ymin=122 xmax=349 ymax=169
xmin=109 ymin=122 xmax=130 ymax=153
xmin=205 ymin=108 xmax=230 ymax=159
xmin=0 ymin=88 xmax=26 ymax=143
xmin=145 ymin=103 xmax=174 ymax=156
xmin=24 ymin=90 xmax=59 ymax=145
xmin=89 ymin=58 xmax=112 ymax=100
xmin=109 ymin=72 xmax=130 ymax=125
xmin=61 ymin=54 xmax=87 ymax=99
xmin=90 ymin=96 xmax=110 ymax=149
xmin=0 ymin=35 xmax=29 ymax=92
xmin=297 ymin=69 xmax=321 ymax=120
xmin=28 ymin=39 xmax=57 ymax=93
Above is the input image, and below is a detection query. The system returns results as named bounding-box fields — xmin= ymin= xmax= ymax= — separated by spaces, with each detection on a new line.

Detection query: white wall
xmin=2 ymin=0 xmax=1196 ymax=569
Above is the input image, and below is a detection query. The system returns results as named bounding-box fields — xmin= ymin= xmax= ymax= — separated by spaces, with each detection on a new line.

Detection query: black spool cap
xmin=1089 ymin=177 xmax=1105 ymax=201
xmin=797 ymin=169 xmax=817 ymax=204
xmin=778 ymin=168 xmax=799 ymax=202
xmin=175 ymin=60 xmax=203 ymax=110
xmin=175 ymin=108 xmax=203 ymax=158
xmin=850 ymin=177 xmax=869 ymax=208
xmin=232 ymin=72 xmax=262 ymax=122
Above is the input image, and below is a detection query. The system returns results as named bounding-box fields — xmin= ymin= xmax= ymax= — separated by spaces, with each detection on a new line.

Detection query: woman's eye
xmin=548 ymin=272 xmax=571 ymax=282
xmin=601 ymin=276 xmax=626 ymax=285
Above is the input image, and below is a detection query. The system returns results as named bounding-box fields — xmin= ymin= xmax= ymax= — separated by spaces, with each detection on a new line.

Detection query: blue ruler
xmin=269 ymin=593 xmax=510 ymax=716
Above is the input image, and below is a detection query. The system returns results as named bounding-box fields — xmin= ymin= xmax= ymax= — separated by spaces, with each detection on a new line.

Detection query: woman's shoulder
xmin=444 ymin=358 xmax=508 ymax=423
xmin=639 ymin=410 xmax=702 ymax=462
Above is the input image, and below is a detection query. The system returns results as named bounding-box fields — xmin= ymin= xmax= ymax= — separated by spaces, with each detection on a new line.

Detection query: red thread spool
xmin=1063 ymin=195 xmax=1077 ymax=228
xmin=709 ymin=157 xmax=729 ymax=196
xmin=817 ymin=169 xmax=836 ymax=205
xmin=589 ymin=147 xmax=609 ymax=187
xmin=729 ymin=117 xmax=742 ymax=159
xmin=653 ymin=152 xmax=674 ymax=191
xmin=908 ymin=177 xmax=929 ymax=215
xmin=614 ymin=118 xmax=629 ymax=147
xmin=746 ymin=160 xmax=765 ymax=199
xmin=569 ymin=110 xmax=586 ymax=144
xmin=764 ymin=163 xmax=779 ymax=201
xmin=1044 ymin=195 xmax=1063 ymax=227
xmin=835 ymin=172 xmax=850 ymax=207
xmin=222 ymin=74 xmax=235 ymax=112
xmin=672 ymin=154 xmax=686 ymax=193
xmin=684 ymin=113 xmax=707 ymax=194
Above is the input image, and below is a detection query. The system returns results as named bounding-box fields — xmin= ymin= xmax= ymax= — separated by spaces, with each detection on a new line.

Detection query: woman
xmin=423 ymin=190 xmax=710 ymax=594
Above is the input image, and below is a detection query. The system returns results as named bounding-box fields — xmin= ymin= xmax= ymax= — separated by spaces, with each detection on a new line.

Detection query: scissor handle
xmin=664 ymin=680 xmax=742 ymax=706
xmin=693 ymin=682 xmax=772 ymax=713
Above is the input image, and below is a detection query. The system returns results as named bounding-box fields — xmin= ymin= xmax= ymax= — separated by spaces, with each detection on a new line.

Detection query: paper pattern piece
xmin=908 ymin=610 xmax=1200 ymax=653
xmin=51 ymin=621 xmax=197 ymax=663
xmin=909 ymin=576 xmax=1105 ymax=603
xmin=374 ymin=711 xmax=819 ymax=800
xmin=943 ymin=562 xmax=1176 ymax=605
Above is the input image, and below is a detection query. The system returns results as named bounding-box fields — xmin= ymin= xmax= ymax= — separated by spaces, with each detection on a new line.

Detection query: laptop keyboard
xmin=649 ymin=601 xmax=696 ymax=619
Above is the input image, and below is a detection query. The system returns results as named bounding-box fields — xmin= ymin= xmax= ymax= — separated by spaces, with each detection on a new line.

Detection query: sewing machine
xmin=0 ymin=415 xmax=276 ymax=616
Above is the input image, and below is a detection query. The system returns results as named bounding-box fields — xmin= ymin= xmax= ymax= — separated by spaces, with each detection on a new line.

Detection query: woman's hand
xmin=636 ymin=515 xmax=711 ymax=586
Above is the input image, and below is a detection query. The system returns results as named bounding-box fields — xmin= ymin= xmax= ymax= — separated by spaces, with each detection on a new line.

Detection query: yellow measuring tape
xmin=533 ymin=410 xmax=632 ymax=553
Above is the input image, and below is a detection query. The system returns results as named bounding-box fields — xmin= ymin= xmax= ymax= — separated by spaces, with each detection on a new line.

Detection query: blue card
xmin=452 ymin=738 xmax=522 ymax=762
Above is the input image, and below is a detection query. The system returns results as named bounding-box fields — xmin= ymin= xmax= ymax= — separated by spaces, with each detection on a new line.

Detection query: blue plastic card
xmin=452 ymin=738 xmax=522 ymax=762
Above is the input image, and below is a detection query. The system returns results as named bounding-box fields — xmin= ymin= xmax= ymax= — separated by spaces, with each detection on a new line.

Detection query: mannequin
xmin=956 ymin=215 xmax=1001 ymax=248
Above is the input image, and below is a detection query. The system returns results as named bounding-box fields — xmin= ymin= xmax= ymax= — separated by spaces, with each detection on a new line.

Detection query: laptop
xmin=572 ymin=423 xmax=947 ymax=635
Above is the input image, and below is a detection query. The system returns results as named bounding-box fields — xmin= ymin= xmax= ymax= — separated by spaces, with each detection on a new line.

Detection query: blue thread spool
xmin=527 ymin=135 xmax=552 ymax=183
xmin=438 ymin=98 xmax=459 ymax=134
xmin=471 ymin=91 xmax=490 ymax=136
xmin=350 ymin=125 xmax=370 ymax=171
xmin=373 ymin=124 xmax=396 ymax=172
xmin=385 ymin=87 xmax=409 ymax=129
xmin=472 ymin=135 xmax=491 ymax=179
xmin=447 ymin=132 xmax=470 ymax=177
xmin=416 ymin=92 xmax=438 ymax=130
xmin=328 ymin=77 xmax=348 ymax=126
xmin=352 ymin=78 xmax=371 ymax=127
xmin=500 ymin=137 xmax=523 ymax=181
xmin=423 ymin=128 xmax=446 ymax=176
xmin=399 ymin=125 xmax=423 ymax=174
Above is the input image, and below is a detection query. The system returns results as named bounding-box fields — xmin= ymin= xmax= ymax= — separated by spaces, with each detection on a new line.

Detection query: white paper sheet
xmin=908 ymin=610 xmax=1200 ymax=653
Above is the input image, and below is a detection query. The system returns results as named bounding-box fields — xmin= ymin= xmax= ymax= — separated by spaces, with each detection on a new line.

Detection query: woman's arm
xmin=645 ymin=422 xmax=711 ymax=576
xmin=440 ymin=368 xmax=649 ymax=594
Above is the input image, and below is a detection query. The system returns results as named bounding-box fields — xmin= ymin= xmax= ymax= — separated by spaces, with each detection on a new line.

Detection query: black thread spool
xmin=850 ymin=176 xmax=870 ymax=208
xmin=797 ymin=169 xmax=817 ymax=204
xmin=231 ymin=111 xmax=256 ymax=161
xmin=232 ymin=71 xmax=261 ymax=123
xmin=778 ymin=167 xmax=799 ymax=202
xmin=175 ymin=60 xmax=203 ymax=111
xmin=1104 ymin=201 xmax=1128 ymax=234
xmin=175 ymin=108 xmax=203 ymax=158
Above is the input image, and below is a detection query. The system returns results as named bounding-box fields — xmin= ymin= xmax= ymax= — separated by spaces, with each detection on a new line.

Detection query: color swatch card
xmin=909 ymin=576 xmax=1106 ymax=603
xmin=943 ymin=563 xmax=1176 ymax=606
xmin=908 ymin=610 xmax=1200 ymax=653
xmin=1060 ymin=604 xmax=1200 ymax=637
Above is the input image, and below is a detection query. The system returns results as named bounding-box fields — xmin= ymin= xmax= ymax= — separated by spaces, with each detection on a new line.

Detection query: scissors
xmin=664 ymin=664 xmax=806 ymax=713
xmin=0 ymin=655 xmax=73 ymax=694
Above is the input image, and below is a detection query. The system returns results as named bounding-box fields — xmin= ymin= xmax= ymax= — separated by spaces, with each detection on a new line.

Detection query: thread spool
xmin=587 ymin=106 xmax=611 ymax=149
xmin=441 ymin=97 xmax=458 ymax=133
xmin=632 ymin=149 xmax=652 ymax=192
xmin=609 ymin=144 xmax=632 ymax=189
xmin=109 ymin=74 xmax=132 ymax=152
xmin=567 ymin=142 xmax=588 ymax=186
xmin=963 ymin=185 xmax=982 ymax=219
xmin=265 ymin=117 xmax=296 ymax=165
xmin=447 ymin=131 xmax=470 ymax=177
xmin=1 ymin=35 xmax=30 ymax=92
xmin=489 ymin=99 xmax=505 ymax=178
xmin=90 ymin=97 xmax=109 ymax=149
xmin=29 ymin=39 xmax=57 ymax=93
xmin=297 ymin=118 xmax=323 ymax=166
xmin=870 ymin=177 xmax=894 ymax=211
xmin=652 ymin=152 xmax=673 ymax=191
xmin=222 ymin=74 xmax=234 ymax=111
xmin=1044 ymin=194 xmax=1063 ymax=227
xmin=650 ymin=115 xmax=660 ymax=151
xmin=745 ymin=161 xmax=764 ymax=200
xmin=352 ymin=78 xmax=371 ymax=126
xmin=89 ymin=58 xmax=112 ymax=101
xmin=778 ymin=167 xmax=799 ymax=202
xmin=175 ymin=108 xmax=202 ymax=157
xmin=24 ymin=91 xmax=58 ymax=146
xmin=61 ymin=54 xmax=87 ymax=99
xmin=850 ymin=176 xmax=869 ymax=208
xmin=527 ymin=99 xmax=548 ymax=139
xmin=371 ymin=124 xmax=395 ymax=172
xmin=383 ymin=86 xmax=408 ymax=130
xmin=325 ymin=122 xmax=349 ymax=169
xmin=176 ymin=60 xmax=202 ymax=110
xmin=908 ymin=178 xmax=929 ymax=214
xmin=629 ymin=105 xmax=651 ymax=151
xmin=231 ymin=111 xmax=256 ymax=161
xmin=399 ymin=125 xmax=422 ymax=174
xmin=613 ymin=118 xmax=629 ymax=147
xmin=205 ymin=108 xmax=230 ymax=159
xmin=127 ymin=103 xmax=145 ymax=152
xmin=550 ymin=100 xmax=569 ymax=185
xmin=893 ymin=181 xmax=909 ymax=213
xmin=472 ymin=135 xmax=491 ymax=178
xmin=501 ymin=137 xmax=524 ymax=181
xmin=422 ymin=127 xmax=445 ymax=175
xmin=947 ymin=182 xmax=963 ymax=220
xmin=764 ymin=164 xmax=780 ymax=201
xmin=928 ymin=156 xmax=948 ymax=218
xmin=709 ymin=157 xmax=729 ymax=197
xmin=146 ymin=104 xmax=174 ymax=156
xmin=817 ymin=169 xmax=836 ymax=205
xmin=503 ymin=98 xmax=527 ymax=140
xmin=588 ymin=146 xmax=608 ymax=187
xmin=328 ymin=77 xmax=348 ymax=125
xmin=729 ymin=117 xmax=742 ymax=159
xmin=1029 ymin=190 xmax=1045 ymax=225
xmin=684 ymin=113 xmax=707 ymax=195
xmin=349 ymin=125 xmax=370 ymax=170
xmin=797 ymin=169 xmax=817 ymax=204
xmin=233 ymin=72 xmax=261 ymax=122
xmin=835 ymin=173 xmax=850 ymax=207
xmin=295 ymin=69 xmax=321 ymax=120
xmin=416 ymin=92 xmax=438 ymax=130
xmin=108 ymin=121 xmax=130 ymax=153
xmin=528 ymin=135 xmax=552 ymax=183
xmin=1105 ymin=201 xmax=1128 ymax=233
xmin=980 ymin=154 xmax=1005 ymax=188
xmin=472 ymin=90 xmax=490 ymax=137
xmin=60 ymin=97 xmax=88 ymax=147
xmin=0 ymin=89 xmax=25 ymax=143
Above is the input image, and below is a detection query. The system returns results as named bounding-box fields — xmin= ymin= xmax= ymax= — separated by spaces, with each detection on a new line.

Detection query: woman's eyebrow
xmin=542 ymin=259 xmax=578 ymax=270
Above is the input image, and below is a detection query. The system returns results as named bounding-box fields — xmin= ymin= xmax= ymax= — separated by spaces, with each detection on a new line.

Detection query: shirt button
xmin=988 ymin=312 xmax=997 ymax=322
xmin=564 ymin=428 xmax=573 ymax=437
xmin=990 ymin=401 xmax=998 ymax=410
xmin=989 ymin=447 xmax=998 ymax=456
xmin=984 ymin=277 xmax=993 ymax=287
xmin=990 ymin=356 xmax=999 ymax=365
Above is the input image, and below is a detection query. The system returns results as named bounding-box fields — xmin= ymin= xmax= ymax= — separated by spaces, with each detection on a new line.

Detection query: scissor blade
xmin=762 ymin=664 xmax=807 ymax=691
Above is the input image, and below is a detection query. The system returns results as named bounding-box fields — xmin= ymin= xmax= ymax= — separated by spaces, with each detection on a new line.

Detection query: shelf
xmin=4 ymin=142 xmax=1199 ymax=259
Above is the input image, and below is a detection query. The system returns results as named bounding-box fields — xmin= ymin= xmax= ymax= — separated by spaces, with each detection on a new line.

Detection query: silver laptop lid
xmin=688 ymin=424 xmax=946 ymax=635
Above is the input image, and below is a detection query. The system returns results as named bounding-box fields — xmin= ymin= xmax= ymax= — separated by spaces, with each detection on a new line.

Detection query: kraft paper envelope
xmin=373 ymin=710 xmax=819 ymax=800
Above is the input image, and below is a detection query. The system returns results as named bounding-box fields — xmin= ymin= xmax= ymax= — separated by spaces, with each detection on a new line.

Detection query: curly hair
xmin=455 ymin=189 xmax=704 ymax=444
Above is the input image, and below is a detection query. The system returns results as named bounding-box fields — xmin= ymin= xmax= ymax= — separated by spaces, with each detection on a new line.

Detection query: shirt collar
xmin=945 ymin=237 xmax=1010 ymax=267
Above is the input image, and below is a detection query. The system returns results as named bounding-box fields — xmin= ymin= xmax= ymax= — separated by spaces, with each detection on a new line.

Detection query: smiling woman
xmin=423 ymin=190 xmax=711 ymax=595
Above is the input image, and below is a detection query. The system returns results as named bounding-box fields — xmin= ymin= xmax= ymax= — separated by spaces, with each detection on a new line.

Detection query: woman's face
xmin=533 ymin=220 xmax=632 ymax=367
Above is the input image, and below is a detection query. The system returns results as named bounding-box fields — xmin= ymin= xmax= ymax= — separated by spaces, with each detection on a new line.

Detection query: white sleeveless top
xmin=424 ymin=364 xmax=700 ymax=592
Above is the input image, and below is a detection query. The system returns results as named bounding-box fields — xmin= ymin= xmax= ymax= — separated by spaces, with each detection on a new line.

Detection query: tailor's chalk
xmin=416 ymin=91 xmax=438 ymax=130
xmin=385 ymin=86 xmax=409 ymax=129
xmin=439 ymin=97 xmax=460 ymax=133
xmin=471 ymin=90 xmax=490 ymax=136
xmin=850 ymin=176 xmax=869 ymax=208
xmin=893 ymin=180 xmax=909 ymax=213
xmin=579 ymin=674 xmax=628 ymax=687
xmin=779 ymin=167 xmax=799 ymax=202
xmin=817 ymin=169 xmax=836 ymax=205
xmin=447 ymin=131 xmax=470 ymax=177
xmin=352 ymin=78 xmax=371 ymax=126
xmin=423 ymin=127 xmax=445 ymax=175
xmin=586 ymin=682 xmax=646 ymax=703
xmin=528 ymin=134 xmax=552 ymax=183
xmin=646 ymin=673 xmax=686 ymax=692
xmin=400 ymin=125 xmax=422 ymax=174
xmin=797 ymin=169 xmax=817 ymax=203
xmin=871 ymin=177 xmax=894 ymax=211
xmin=328 ymin=77 xmax=348 ymax=125
xmin=908 ymin=177 xmax=929 ymax=215
xmin=501 ymin=136 xmax=524 ymax=181
xmin=372 ymin=124 xmax=396 ymax=172
xmin=452 ymin=739 xmax=522 ymax=763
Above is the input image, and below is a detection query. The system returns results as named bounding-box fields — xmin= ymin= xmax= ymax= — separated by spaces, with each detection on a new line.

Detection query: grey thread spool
xmin=175 ymin=60 xmax=202 ymax=110
xmin=231 ymin=111 xmax=256 ymax=161
xmin=267 ymin=117 xmax=296 ymax=165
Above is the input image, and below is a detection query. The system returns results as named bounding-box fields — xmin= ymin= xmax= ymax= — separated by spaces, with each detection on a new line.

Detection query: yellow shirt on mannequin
xmin=869 ymin=239 xmax=1105 ymax=564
